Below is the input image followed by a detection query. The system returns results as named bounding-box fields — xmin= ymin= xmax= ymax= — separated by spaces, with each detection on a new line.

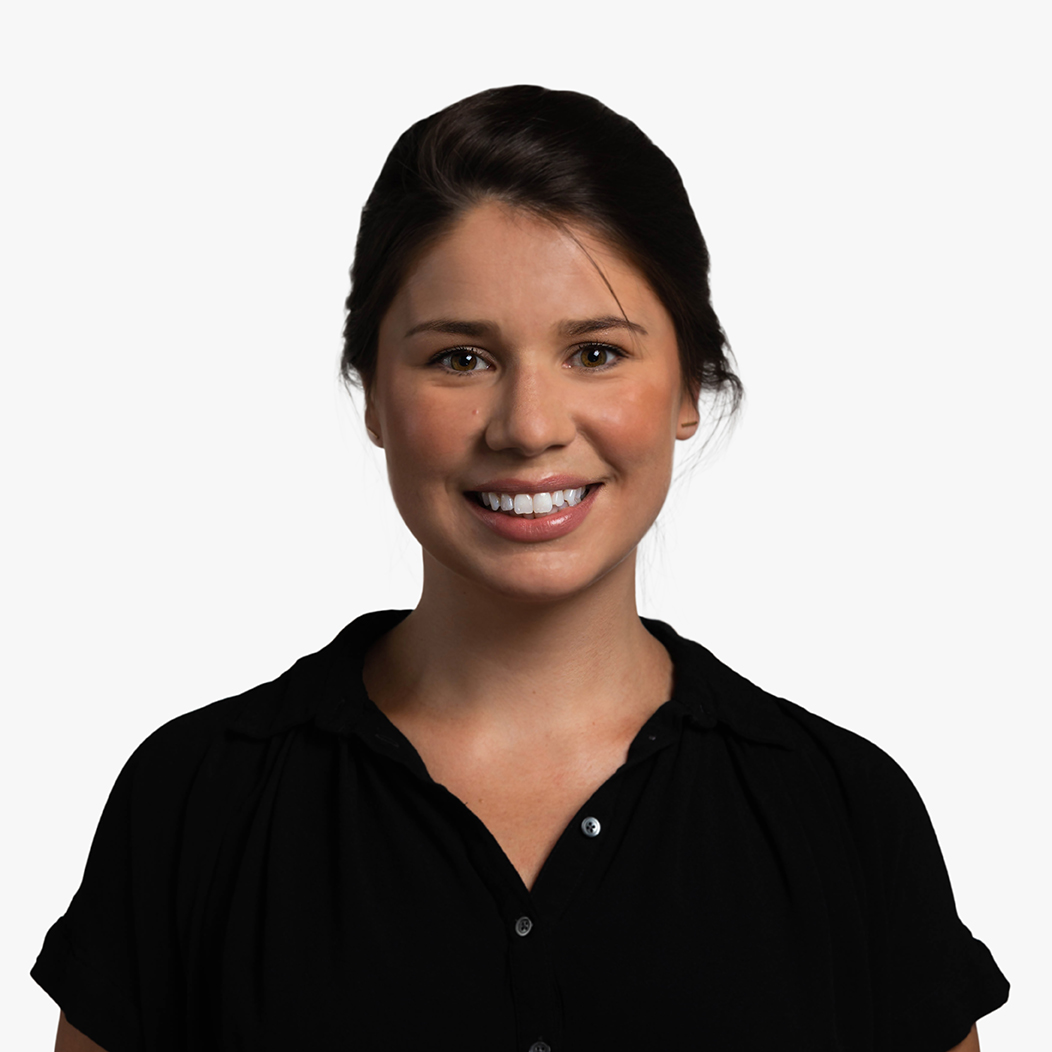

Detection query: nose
xmin=483 ymin=360 xmax=577 ymax=456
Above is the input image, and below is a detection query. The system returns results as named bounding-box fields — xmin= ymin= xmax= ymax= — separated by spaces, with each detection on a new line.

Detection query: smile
xmin=474 ymin=486 xmax=591 ymax=518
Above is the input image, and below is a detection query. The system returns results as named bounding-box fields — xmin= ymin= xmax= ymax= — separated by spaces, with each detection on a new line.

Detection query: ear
xmin=676 ymin=384 xmax=700 ymax=441
xmin=364 ymin=396 xmax=384 ymax=448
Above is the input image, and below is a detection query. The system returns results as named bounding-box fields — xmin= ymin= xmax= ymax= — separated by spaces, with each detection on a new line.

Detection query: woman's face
xmin=367 ymin=201 xmax=698 ymax=604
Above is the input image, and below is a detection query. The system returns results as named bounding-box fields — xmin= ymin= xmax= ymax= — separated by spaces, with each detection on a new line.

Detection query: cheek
xmin=379 ymin=386 xmax=480 ymax=479
xmin=589 ymin=379 xmax=680 ymax=467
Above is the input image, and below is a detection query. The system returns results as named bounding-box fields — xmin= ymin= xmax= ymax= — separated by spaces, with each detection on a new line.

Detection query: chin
xmin=412 ymin=504 xmax=647 ymax=606
xmin=477 ymin=576 xmax=596 ymax=605
xmin=437 ymin=546 xmax=635 ymax=607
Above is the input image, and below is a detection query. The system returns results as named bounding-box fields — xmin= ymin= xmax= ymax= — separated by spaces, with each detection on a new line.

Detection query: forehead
xmin=385 ymin=201 xmax=671 ymax=340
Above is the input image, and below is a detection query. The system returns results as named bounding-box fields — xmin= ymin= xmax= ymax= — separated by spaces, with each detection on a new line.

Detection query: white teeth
xmin=479 ymin=486 xmax=590 ymax=517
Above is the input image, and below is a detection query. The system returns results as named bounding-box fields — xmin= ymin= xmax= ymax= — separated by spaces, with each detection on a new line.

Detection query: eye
xmin=434 ymin=349 xmax=492 ymax=373
xmin=574 ymin=343 xmax=622 ymax=369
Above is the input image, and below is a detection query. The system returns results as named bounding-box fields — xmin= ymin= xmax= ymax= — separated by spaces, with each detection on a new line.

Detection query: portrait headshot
xmin=4 ymin=2 xmax=1047 ymax=1049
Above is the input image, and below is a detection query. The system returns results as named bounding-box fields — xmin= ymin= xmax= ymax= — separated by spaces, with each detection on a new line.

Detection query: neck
xmin=365 ymin=549 xmax=672 ymax=735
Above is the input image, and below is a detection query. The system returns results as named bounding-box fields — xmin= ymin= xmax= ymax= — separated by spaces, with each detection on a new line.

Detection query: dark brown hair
xmin=341 ymin=85 xmax=740 ymax=417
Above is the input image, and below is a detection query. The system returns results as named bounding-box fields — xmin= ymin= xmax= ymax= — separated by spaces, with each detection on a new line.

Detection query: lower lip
xmin=464 ymin=486 xmax=601 ymax=542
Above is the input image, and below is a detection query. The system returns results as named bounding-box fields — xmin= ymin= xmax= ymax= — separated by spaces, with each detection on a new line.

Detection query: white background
xmin=3 ymin=1 xmax=1048 ymax=1046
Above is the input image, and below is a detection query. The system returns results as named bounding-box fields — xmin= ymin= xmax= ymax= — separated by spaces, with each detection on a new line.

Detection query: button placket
xmin=506 ymin=774 xmax=626 ymax=1051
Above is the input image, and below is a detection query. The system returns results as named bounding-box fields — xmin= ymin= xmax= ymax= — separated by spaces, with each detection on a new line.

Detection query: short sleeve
xmin=30 ymin=707 xmax=219 ymax=1052
xmin=32 ymin=751 xmax=147 ymax=1052
xmin=860 ymin=747 xmax=1009 ymax=1050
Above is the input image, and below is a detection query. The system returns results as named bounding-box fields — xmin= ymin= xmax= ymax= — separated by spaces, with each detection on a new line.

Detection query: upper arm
xmin=947 ymin=1023 xmax=980 ymax=1052
xmin=55 ymin=1011 xmax=109 ymax=1052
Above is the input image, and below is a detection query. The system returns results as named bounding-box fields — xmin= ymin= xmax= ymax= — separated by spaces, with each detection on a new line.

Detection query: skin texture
xmin=366 ymin=200 xmax=699 ymax=607
xmin=52 ymin=200 xmax=983 ymax=1052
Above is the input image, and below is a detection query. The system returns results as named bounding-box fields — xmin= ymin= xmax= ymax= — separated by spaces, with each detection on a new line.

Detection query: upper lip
xmin=465 ymin=475 xmax=599 ymax=493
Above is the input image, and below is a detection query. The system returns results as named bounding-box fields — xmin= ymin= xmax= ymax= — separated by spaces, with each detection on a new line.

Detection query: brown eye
xmin=450 ymin=352 xmax=478 ymax=371
xmin=578 ymin=345 xmax=616 ymax=368
xmin=441 ymin=350 xmax=490 ymax=373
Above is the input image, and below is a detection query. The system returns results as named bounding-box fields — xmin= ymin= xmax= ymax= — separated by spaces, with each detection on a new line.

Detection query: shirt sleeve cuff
xmin=31 ymin=917 xmax=143 ymax=1052
xmin=891 ymin=934 xmax=1010 ymax=1052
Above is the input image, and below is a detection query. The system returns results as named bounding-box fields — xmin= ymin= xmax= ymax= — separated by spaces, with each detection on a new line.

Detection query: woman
xmin=36 ymin=86 xmax=1008 ymax=1051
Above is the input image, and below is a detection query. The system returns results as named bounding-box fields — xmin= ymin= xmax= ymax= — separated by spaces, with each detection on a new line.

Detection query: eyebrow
xmin=561 ymin=315 xmax=648 ymax=338
xmin=404 ymin=315 xmax=648 ymax=339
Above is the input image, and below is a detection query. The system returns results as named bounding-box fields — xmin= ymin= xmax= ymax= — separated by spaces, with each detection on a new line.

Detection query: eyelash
xmin=430 ymin=342 xmax=625 ymax=374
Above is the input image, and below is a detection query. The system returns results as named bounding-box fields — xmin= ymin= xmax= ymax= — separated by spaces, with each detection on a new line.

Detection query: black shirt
xmin=32 ymin=610 xmax=1008 ymax=1051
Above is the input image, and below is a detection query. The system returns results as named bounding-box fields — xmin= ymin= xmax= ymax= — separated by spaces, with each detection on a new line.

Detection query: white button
xmin=515 ymin=916 xmax=533 ymax=936
xmin=529 ymin=1043 xmax=551 ymax=1052
xmin=581 ymin=816 xmax=601 ymax=837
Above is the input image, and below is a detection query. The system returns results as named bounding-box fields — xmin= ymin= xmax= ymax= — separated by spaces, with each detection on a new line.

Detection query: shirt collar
xmin=228 ymin=610 xmax=405 ymax=740
xmin=229 ymin=610 xmax=796 ymax=750
xmin=642 ymin=618 xmax=797 ymax=749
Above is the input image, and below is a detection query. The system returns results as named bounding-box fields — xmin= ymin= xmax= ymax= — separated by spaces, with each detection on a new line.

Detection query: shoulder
xmin=111 ymin=621 xmax=350 ymax=799
xmin=650 ymin=617 xmax=930 ymax=828
xmin=97 ymin=672 xmax=296 ymax=841
xmin=773 ymin=694 xmax=921 ymax=798
xmin=767 ymin=694 xmax=940 ymax=864
xmin=114 ymin=609 xmax=407 ymax=802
